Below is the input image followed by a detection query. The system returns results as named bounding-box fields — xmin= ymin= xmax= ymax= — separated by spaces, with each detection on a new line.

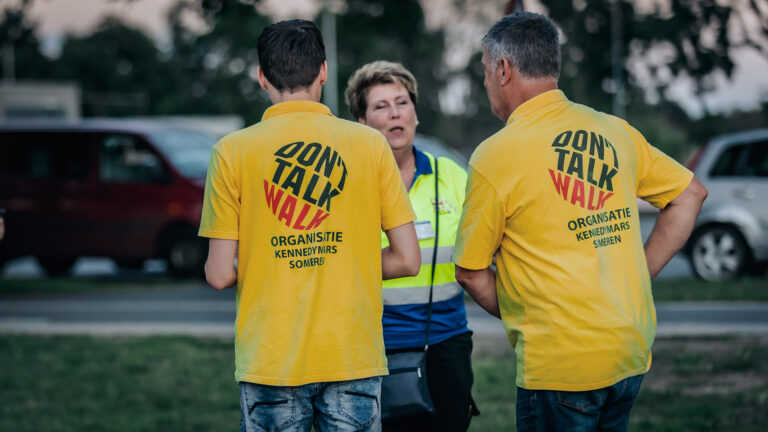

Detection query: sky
xmin=2 ymin=0 xmax=767 ymax=118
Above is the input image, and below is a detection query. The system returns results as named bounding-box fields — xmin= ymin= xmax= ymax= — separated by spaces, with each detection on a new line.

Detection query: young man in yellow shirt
xmin=453 ymin=12 xmax=708 ymax=432
xmin=199 ymin=20 xmax=420 ymax=432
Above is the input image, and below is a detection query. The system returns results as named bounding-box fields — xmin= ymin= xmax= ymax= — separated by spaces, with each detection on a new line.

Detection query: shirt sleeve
xmin=631 ymin=125 xmax=694 ymax=209
xmin=453 ymin=166 xmax=506 ymax=269
xmin=198 ymin=144 xmax=240 ymax=239
xmin=378 ymin=137 xmax=416 ymax=231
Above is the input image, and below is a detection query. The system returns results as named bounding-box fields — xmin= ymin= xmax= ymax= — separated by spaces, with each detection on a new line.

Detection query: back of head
xmin=258 ymin=19 xmax=326 ymax=92
xmin=345 ymin=61 xmax=419 ymax=120
xmin=482 ymin=12 xmax=560 ymax=81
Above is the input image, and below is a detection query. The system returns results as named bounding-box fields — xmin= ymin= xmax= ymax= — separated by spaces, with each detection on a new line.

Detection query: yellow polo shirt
xmin=199 ymin=100 xmax=415 ymax=386
xmin=454 ymin=90 xmax=693 ymax=391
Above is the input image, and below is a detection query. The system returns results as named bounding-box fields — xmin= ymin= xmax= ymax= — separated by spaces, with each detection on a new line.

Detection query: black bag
xmin=381 ymin=350 xmax=432 ymax=419
xmin=381 ymin=158 xmax=440 ymax=421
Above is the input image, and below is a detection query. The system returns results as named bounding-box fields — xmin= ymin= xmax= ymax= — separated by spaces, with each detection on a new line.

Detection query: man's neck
xmin=268 ymin=85 xmax=323 ymax=105
xmin=503 ymin=80 xmax=558 ymax=120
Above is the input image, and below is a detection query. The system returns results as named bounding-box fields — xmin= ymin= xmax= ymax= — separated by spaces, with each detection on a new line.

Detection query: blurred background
xmin=1 ymin=1 xmax=767 ymax=431
xmin=2 ymin=0 xmax=767 ymax=156
xmin=1 ymin=0 xmax=767 ymax=279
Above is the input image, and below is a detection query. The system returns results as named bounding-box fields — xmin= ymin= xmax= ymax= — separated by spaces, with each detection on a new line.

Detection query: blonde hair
xmin=344 ymin=61 xmax=418 ymax=120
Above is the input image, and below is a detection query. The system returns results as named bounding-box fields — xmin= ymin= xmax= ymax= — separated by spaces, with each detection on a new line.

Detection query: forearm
xmin=205 ymin=262 xmax=236 ymax=290
xmin=455 ymin=265 xmax=501 ymax=318
xmin=382 ymin=222 xmax=421 ymax=280
xmin=205 ymin=239 xmax=238 ymax=290
xmin=644 ymin=178 xmax=707 ymax=279
xmin=381 ymin=246 xmax=418 ymax=280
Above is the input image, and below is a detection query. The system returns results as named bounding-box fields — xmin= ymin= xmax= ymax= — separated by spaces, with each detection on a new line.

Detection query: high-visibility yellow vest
xmin=381 ymin=148 xmax=469 ymax=348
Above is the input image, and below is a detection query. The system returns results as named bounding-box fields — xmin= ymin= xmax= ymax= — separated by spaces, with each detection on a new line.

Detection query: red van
xmin=0 ymin=121 xmax=212 ymax=276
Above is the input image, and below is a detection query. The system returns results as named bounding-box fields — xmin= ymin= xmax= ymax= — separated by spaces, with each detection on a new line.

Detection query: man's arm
xmin=644 ymin=177 xmax=708 ymax=279
xmin=382 ymin=222 xmax=420 ymax=280
xmin=205 ymin=239 xmax=238 ymax=290
xmin=455 ymin=265 xmax=500 ymax=318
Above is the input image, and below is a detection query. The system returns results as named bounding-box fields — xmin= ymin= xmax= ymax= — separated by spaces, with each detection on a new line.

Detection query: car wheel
xmin=165 ymin=231 xmax=207 ymax=278
xmin=689 ymin=225 xmax=750 ymax=282
xmin=37 ymin=256 xmax=77 ymax=277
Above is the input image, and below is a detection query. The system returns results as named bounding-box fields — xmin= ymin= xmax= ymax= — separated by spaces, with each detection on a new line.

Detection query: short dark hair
xmin=482 ymin=12 xmax=560 ymax=80
xmin=257 ymin=19 xmax=326 ymax=92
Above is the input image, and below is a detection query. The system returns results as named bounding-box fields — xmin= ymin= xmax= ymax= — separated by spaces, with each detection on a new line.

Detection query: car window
xmin=709 ymin=144 xmax=748 ymax=177
xmin=0 ymin=132 xmax=90 ymax=182
xmin=100 ymin=134 xmax=168 ymax=183
xmin=742 ymin=141 xmax=768 ymax=177
xmin=148 ymin=130 xmax=215 ymax=178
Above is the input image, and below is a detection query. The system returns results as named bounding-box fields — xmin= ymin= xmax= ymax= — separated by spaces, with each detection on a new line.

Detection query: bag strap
xmin=424 ymin=156 xmax=438 ymax=351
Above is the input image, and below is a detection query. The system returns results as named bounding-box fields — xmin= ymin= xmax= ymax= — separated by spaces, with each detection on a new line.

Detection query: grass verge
xmin=2 ymin=334 xmax=767 ymax=431
xmin=469 ymin=335 xmax=768 ymax=431
xmin=651 ymin=277 xmax=768 ymax=302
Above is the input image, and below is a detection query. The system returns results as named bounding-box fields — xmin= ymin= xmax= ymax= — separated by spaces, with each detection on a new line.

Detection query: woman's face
xmin=359 ymin=83 xmax=418 ymax=153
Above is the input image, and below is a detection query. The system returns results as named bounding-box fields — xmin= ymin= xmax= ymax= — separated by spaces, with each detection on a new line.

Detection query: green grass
xmin=630 ymin=337 xmax=768 ymax=432
xmin=2 ymin=334 xmax=767 ymax=431
xmin=652 ymin=277 xmax=768 ymax=301
xmin=0 ymin=335 xmax=239 ymax=432
xmin=464 ymin=277 xmax=768 ymax=303
xmin=0 ymin=277 xmax=197 ymax=297
xmin=469 ymin=336 xmax=768 ymax=432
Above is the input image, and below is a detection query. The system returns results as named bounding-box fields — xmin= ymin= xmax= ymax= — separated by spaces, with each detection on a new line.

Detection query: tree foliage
xmin=2 ymin=0 xmax=767 ymax=159
xmin=52 ymin=18 xmax=170 ymax=116
xmin=329 ymin=0 xmax=446 ymax=133
xmin=163 ymin=0 xmax=272 ymax=123
xmin=0 ymin=0 xmax=52 ymax=80
xmin=448 ymin=0 xmax=768 ymax=158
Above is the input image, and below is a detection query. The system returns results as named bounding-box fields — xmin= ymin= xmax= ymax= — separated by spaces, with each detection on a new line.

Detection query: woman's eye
xmin=397 ymin=100 xmax=408 ymax=105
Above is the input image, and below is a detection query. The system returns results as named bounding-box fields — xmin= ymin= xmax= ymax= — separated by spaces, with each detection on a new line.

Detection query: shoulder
xmin=215 ymin=123 xmax=262 ymax=150
xmin=469 ymin=127 xmax=511 ymax=171
xmin=334 ymin=117 xmax=385 ymax=138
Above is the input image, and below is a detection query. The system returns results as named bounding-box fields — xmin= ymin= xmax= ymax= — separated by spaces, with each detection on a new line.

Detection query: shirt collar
xmin=262 ymin=100 xmax=334 ymax=121
xmin=411 ymin=145 xmax=433 ymax=187
xmin=507 ymin=89 xmax=569 ymax=126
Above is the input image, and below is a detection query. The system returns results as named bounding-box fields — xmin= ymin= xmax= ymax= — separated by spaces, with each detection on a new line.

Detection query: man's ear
xmin=497 ymin=58 xmax=514 ymax=87
xmin=257 ymin=66 xmax=270 ymax=90
xmin=318 ymin=61 xmax=328 ymax=86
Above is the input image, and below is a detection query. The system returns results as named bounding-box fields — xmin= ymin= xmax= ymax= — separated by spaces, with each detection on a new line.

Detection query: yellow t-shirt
xmin=199 ymin=100 xmax=415 ymax=386
xmin=454 ymin=90 xmax=693 ymax=391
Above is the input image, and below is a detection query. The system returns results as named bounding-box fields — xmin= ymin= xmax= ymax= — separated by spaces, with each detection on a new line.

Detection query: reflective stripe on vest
xmin=381 ymin=151 xmax=467 ymax=305
xmin=421 ymin=246 xmax=454 ymax=266
xmin=383 ymin=281 xmax=463 ymax=306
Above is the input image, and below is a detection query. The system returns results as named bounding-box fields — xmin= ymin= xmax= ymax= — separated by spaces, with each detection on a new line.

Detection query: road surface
xmin=1 ymin=283 xmax=766 ymax=337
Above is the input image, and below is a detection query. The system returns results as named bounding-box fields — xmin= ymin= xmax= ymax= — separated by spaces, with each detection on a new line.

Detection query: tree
xmin=447 ymin=0 xmax=768 ymax=159
xmin=329 ymin=0 xmax=447 ymax=133
xmin=0 ymin=0 xmax=52 ymax=81
xmin=163 ymin=0 xmax=272 ymax=124
xmin=52 ymin=17 xmax=171 ymax=116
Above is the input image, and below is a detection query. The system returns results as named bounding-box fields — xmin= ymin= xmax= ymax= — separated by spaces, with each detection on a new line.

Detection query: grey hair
xmin=482 ymin=12 xmax=560 ymax=81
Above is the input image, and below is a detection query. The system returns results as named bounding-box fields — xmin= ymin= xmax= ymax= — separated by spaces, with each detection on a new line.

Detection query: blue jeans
xmin=239 ymin=376 xmax=382 ymax=432
xmin=516 ymin=374 xmax=644 ymax=432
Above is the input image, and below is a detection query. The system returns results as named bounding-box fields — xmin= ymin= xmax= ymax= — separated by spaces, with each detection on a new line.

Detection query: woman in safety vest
xmin=346 ymin=61 xmax=478 ymax=432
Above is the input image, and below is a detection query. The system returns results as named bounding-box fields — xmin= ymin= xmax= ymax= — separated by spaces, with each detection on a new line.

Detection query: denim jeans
xmin=239 ymin=376 xmax=382 ymax=432
xmin=515 ymin=374 xmax=644 ymax=432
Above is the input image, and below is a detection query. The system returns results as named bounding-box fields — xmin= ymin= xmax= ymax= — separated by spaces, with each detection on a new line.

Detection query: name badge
xmin=414 ymin=221 xmax=435 ymax=240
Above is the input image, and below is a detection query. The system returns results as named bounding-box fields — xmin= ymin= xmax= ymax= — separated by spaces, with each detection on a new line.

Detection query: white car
xmin=685 ymin=128 xmax=768 ymax=281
